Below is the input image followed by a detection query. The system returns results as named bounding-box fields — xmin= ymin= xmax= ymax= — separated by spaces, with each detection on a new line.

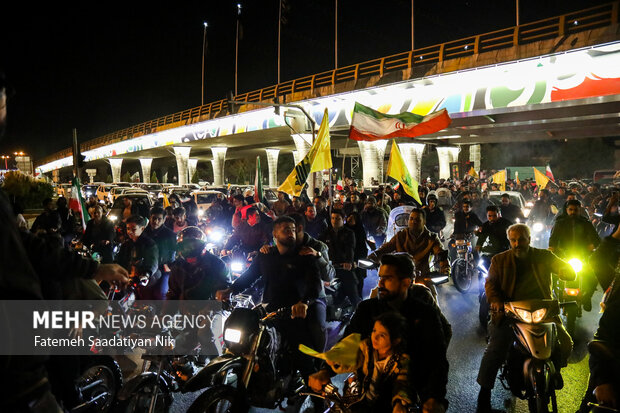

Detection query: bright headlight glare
xmin=224 ymin=328 xmax=242 ymax=343
xmin=515 ymin=308 xmax=532 ymax=323
xmin=109 ymin=215 xmax=118 ymax=222
xmin=198 ymin=209 xmax=205 ymax=216
xmin=568 ymin=258 xmax=583 ymax=273
xmin=231 ymin=262 xmax=244 ymax=272
xmin=210 ymin=230 xmax=224 ymax=242
xmin=523 ymin=208 xmax=531 ymax=217
xmin=531 ymin=308 xmax=547 ymax=323
xmin=533 ymin=222 xmax=544 ymax=232
xmin=526 ymin=201 xmax=534 ymax=208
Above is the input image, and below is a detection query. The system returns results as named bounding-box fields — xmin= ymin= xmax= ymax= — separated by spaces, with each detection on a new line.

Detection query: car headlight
xmin=531 ymin=308 xmax=547 ymax=323
xmin=568 ymin=258 xmax=583 ymax=273
xmin=515 ymin=308 xmax=532 ymax=323
xmin=109 ymin=215 xmax=118 ymax=222
xmin=231 ymin=262 xmax=244 ymax=273
xmin=526 ymin=201 xmax=534 ymax=208
xmin=515 ymin=218 xmax=521 ymax=223
xmin=224 ymin=328 xmax=242 ymax=343
xmin=533 ymin=222 xmax=544 ymax=232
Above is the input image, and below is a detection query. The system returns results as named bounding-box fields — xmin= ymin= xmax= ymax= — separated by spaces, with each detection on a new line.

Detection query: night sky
xmin=0 ymin=0 xmax=610 ymax=162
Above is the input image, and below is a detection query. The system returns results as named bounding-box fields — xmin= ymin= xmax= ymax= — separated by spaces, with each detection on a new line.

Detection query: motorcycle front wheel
xmin=121 ymin=376 xmax=172 ymax=413
xmin=451 ymin=258 xmax=473 ymax=293
xmin=77 ymin=356 xmax=123 ymax=412
xmin=188 ymin=385 xmax=249 ymax=413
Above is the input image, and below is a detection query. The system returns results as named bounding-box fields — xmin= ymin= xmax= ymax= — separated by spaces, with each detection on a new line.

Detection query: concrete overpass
xmin=36 ymin=2 xmax=620 ymax=186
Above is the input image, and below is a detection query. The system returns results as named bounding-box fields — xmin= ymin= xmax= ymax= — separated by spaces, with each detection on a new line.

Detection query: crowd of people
xmin=2 ymin=72 xmax=619 ymax=413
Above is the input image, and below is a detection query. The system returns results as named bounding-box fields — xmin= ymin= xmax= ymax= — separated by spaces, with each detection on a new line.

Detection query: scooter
xmin=498 ymin=299 xmax=576 ymax=413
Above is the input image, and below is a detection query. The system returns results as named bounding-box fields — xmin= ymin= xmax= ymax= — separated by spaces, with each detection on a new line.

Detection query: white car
xmin=108 ymin=187 xmax=149 ymax=204
xmin=193 ymin=190 xmax=226 ymax=218
xmin=488 ymin=190 xmax=531 ymax=218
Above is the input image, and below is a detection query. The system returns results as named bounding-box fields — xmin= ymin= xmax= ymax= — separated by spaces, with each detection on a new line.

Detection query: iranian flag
xmin=69 ymin=176 xmax=90 ymax=231
xmin=253 ymin=156 xmax=263 ymax=204
xmin=348 ymin=102 xmax=452 ymax=141
xmin=546 ymin=164 xmax=555 ymax=182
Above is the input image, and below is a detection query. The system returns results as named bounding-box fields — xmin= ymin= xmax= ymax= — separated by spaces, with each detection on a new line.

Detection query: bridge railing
xmin=39 ymin=1 xmax=618 ymax=167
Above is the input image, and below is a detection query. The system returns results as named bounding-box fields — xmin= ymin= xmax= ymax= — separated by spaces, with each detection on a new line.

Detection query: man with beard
xmin=476 ymin=224 xmax=575 ymax=413
xmin=548 ymin=199 xmax=600 ymax=311
xmin=499 ymin=193 xmax=525 ymax=224
xmin=309 ymin=253 xmax=450 ymax=413
xmin=216 ymin=216 xmax=325 ymax=392
xmin=475 ymin=205 xmax=511 ymax=259
xmin=144 ymin=206 xmax=177 ymax=297
xmin=369 ymin=208 xmax=449 ymax=295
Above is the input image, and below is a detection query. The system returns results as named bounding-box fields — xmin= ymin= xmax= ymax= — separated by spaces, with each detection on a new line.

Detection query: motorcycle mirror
xmin=357 ymin=259 xmax=378 ymax=269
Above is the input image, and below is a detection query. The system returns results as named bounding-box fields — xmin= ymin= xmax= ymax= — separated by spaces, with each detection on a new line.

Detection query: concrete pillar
xmin=398 ymin=143 xmax=425 ymax=183
xmin=265 ymin=149 xmax=280 ymax=187
xmin=357 ymin=140 xmax=388 ymax=187
xmin=211 ymin=147 xmax=227 ymax=186
xmin=85 ymin=169 xmax=97 ymax=183
xmin=52 ymin=169 xmax=60 ymax=184
xmin=292 ymin=134 xmax=312 ymax=161
xmin=188 ymin=158 xmax=198 ymax=184
xmin=139 ymin=158 xmax=153 ymax=183
xmin=109 ymin=158 xmax=123 ymax=183
xmin=469 ymin=144 xmax=481 ymax=172
xmin=173 ymin=147 xmax=191 ymax=186
xmin=436 ymin=147 xmax=461 ymax=180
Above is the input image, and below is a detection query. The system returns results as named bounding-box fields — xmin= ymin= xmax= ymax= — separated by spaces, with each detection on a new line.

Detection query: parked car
xmin=181 ymin=183 xmax=201 ymax=191
xmin=106 ymin=193 xmax=153 ymax=223
xmin=192 ymin=190 xmax=227 ymax=218
xmin=136 ymin=183 xmax=163 ymax=196
xmin=57 ymin=183 xmax=73 ymax=198
xmin=82 ymin=183 xmax=103 ymax=199
xmin=108 ymin=187 xmax=150 ymax=204
xmin=96 ymin=184 xmax=117 ymax=203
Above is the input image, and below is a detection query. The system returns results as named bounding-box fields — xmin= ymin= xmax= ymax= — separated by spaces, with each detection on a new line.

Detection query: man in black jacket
xmin=144 ymin=206 xmax=177 ymax=297
xmin=361 ymin=195 xmax=388 ymax=247
xmin=116 ymin=214 xmax=161 ymax=299
xmin=475 ymin=205 xmax=511 ymax=259
xmin=216 ymin=216 xmax=325 ymax=379
xmin=424 ymin=194 xmax=446 ymax=236
xmin=309 ymin=252 xmax=450 ymax=413
xmin=320 ymin=209 xmax=360 ymax=308
xmin=499 ymin=193 xmax=525 ymax=224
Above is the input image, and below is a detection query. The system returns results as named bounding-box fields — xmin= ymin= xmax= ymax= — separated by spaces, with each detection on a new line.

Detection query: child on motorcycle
xmin=327 ymin=312 xmax=414 ymax=412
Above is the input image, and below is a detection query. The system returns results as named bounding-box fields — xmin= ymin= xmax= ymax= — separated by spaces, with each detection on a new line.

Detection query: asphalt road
xmin=120 ymin=270 xmax=602 ymax=412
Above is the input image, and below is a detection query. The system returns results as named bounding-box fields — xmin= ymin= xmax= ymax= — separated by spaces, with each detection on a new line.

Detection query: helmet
xmin=176 ymin=226 xmax=206 ymax=259
xmin=426 ymin=194 xmax=438 ymax=202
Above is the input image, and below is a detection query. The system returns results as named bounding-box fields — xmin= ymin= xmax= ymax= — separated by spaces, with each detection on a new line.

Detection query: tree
xmin=150 ymin=171 xmax=158 ymax=183
xmin=1 ymin=171 xmax=54 ymax=209
xmin=121 ymin=171 xmax=132 ymax=183
xmin=105 ymin=174 xmax=113 ymax=183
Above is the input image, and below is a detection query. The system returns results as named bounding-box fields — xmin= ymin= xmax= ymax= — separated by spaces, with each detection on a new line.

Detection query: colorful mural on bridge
xmin=37 ymin=43 xmax=620 ymax=173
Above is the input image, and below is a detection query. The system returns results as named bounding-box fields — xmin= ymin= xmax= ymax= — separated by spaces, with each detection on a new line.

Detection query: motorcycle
xmin=554 ymin=254 xmax=588 ymax=337
xmin=298 ymin=379 xmax=421 ymax=412
xmin=324 ymin=263 xmax=358 ymax=323
xmin=449 ymin=233 xmax=477 ymax=293
xmin=184 ymin=305 xmax=305 ymax=413
xmin=529 ymin=221 xmax=550 ymax=249
xmin=477 ymin=256 xmax=491 ymax=329
xmin=498 ymin=299 xmax=576 ymax=413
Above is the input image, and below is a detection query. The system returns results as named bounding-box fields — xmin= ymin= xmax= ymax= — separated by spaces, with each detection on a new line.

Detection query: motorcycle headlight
xmin=522 ymin=208 xmax=531 ymax=217
xmin=209 ymin=229 xmax=224 ymax=242
xmin=224 ymin=328 xmax=242 ymax=343
xmin=198 ymin=209 xmax=205 ymax=216
xmin=568 ymin=258 xmax=583 ymax=273
xmin=109 ymin=215 xmax=118 ymax=222
xmin=531 ymin=308 xmax=547 ymax=323
xmin=532 ymin=222 xmax=544 ymax=232
xmin=515 ymin=218 xmax=521 ymax=223
xmin=515 ymin=308 xmax=532 ymax=323
xmin=231 ymin=261 xmax=244 ymax=273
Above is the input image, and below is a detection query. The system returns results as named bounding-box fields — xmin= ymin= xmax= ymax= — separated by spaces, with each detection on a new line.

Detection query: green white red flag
xmin=348 ymin=102 xmax=451 ymax=141
xmin=253 ymin=156 xmax=264 ymax=204
xmin=69 ymin=176 xmax=90 ymax=231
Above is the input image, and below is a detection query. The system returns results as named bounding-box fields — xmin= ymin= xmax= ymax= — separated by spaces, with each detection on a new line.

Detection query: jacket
xmin=485 ymin=247 xmax=575 ymax=304
xmin=320 ymin=226 xmax=356 ymax=265
xmin=370 ymin=227 xmax=448 ymax=275
xmin=167 ymin=252 xmax=229 ymax=300
xmin=549 ymin=215 xmax=600 ymax=253
xmin=231 ymin=248 xmax=322 ymax=311
xmin=144 ymin=224 xmax=177 ymax=266
xmin=224 ymin=220 xmax=272 ymax=253
xmin=453 ymin=210 xmax=483 ymax=235
xmin=116 ymin=233 xmax=160 ymax=284
xmin=361 ymin=207 xmax=387 ymax=237
xmin=476 ymin=217 xmax=511 ymax=255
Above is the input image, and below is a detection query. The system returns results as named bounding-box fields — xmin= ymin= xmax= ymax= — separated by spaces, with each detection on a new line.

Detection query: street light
xmin=201 ymin=21 xmax=209 ymax=106
xmin=235 ymin=3 xmax=242 ymax=96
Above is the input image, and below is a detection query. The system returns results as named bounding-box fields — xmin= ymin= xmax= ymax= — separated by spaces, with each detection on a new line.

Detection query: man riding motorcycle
xmin=369 ymin=208 xmax=449 ymax=295
xmin=548 ymin=199 xmax=600 ymax=312
xmin=223 ymin=206 xmax=272 ymax=255
xmin=423 ymin=194 xmax=446 ymax=236
xmin=476 ymin=223 xmax=575 ymax=413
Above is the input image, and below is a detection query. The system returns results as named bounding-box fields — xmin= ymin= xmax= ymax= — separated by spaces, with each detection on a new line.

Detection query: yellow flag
xmin=491 ymin=170 xmax=506 ymax=191
xmin=387 ymin=142 xmax=422 ymax=205
xmin=278 ymin=109 xmax=332 ymax=197
xmin=515 ymin=171 xmax=520 ymax=185
xmin=468 ymin=166 xmax=478 ymax=178
xmin=299 ymin=333 xmax=361 ymax=374
xmin=162 ymin=193 xmax=170 ymax=208
xmin=533 ymin=167 xmax=550 ymax=190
